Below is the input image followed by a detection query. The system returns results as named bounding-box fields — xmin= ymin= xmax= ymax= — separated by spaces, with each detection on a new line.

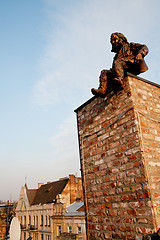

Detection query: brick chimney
xmin=75 ymin=74 xmax=160 ymax=239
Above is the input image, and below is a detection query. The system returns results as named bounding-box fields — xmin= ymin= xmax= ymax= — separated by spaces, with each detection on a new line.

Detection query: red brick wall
xmin=0 ymin=221 xmax=6 ymax=240
xmin=75 ymin=75 xmax=160 ymax=239
xmin=61 ymin=175 xmax=83 ymax=206
xmin=129 ymin=76 xmax=160 ymax=229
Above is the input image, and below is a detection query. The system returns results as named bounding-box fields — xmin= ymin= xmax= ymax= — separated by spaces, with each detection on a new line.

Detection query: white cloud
xmin=31 ymin=0 xmax=160 ymax=182
xmin=2 ymin=0 xmax=160 ymax=200
xmin=33 ymin=0 xmax=160 ymax=107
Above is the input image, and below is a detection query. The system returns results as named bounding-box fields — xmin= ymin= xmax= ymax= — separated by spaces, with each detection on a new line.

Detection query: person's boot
xmin=91 ymin=70 xmax=107 ymax=97
xmin=91 ymin=86 xmax=106 ymax=97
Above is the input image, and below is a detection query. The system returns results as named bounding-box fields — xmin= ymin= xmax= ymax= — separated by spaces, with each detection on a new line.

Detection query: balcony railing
xmin=30 ymin=225 xmax=38 ymax=230
xmin=21 ymin=224 xmax=26 ymax=229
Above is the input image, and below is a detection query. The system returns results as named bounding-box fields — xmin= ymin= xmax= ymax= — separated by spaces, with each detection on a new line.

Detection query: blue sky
xmin=0 ymin=0 xmax=160 ymax=200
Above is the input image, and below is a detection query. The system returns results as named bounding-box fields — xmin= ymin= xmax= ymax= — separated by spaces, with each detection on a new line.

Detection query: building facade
xmin=16 ymin=175 xmax=86 ymax=240
xmin=0 ymin=220 xmax=6 ymax=240
xmin=53 ymin=200 xmax=86 ymax=239
xmin=0 ymin=202 xmax=16 ymax=240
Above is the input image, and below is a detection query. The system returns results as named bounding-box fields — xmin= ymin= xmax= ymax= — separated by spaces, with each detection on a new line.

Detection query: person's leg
xmin=112 ymin=59 xmax=124 ymax=85
xmin=91 ymin=70 xmax=108 ymax=97
xmin=111 ymin=60 xmax=125 ymax=91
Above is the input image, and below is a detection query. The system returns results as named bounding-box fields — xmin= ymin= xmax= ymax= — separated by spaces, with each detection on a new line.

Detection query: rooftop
xmin=26 ymin=178 xmax=69 ymax=205
xmin=65 ymin=201 xmax=85 ymax=216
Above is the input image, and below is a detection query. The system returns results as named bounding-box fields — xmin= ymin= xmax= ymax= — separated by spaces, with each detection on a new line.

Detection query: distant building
xmin=0 ymin=219 xmax=6 ymax=240
xmin=16 ymin=175 xmax=86 ymax=240
xmin=0 ymin=202 xmax=16 ymax=240
xmin=53 ymin=199 xmax=86 ymax=239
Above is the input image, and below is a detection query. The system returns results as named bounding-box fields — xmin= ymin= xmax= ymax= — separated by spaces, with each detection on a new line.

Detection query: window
xmin=46 ymin=235 xmax=51 ymax=240
xmin=57 ymin=225 xmax=61 ymax=236
xmin=35 ymin=233 xmax=38 ymax=240
xmin=78 ymin=226 xmax=81 ymax=234
xmin=24 ymin=232 xmax=26 ymax=240
xmin=36 ymin=216 xmax=38 ymax=228
xmin=29 ymin=215 xmax=31 ymax=226
xmin=34 ymin=216 xmax=35 ymax=226
xmin=41 ymin=234 xmax=43 ymax=240
xmin=20 ymin=216 xmax=23 ymax=225
xmin=41 ymin=215 xmax=43 ymax=226
xmin=24 ymin=216 xmax=26 ymax=227
xmin=48 ymin=216 xmax=51 ymax=226
xmin=45 ymin=216 xmax=47 ymax=226
xmin=68 ymin=226 xmax=72 ymax=233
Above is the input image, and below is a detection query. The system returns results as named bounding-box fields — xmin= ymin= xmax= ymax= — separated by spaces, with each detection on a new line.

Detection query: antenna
xmin=25 ymin=176 xmax=27 ymax=185
xmin=10 ymin=193 xmax=12 ymax=203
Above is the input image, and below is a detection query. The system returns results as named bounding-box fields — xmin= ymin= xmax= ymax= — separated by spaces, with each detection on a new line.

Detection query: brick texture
xmin=60 ymin=174 xmax=83 ymax=206
xmin=75 ymin=74 xmax=160 ymax=240
xmin=0 ymin=221 xmax=6 ymax=240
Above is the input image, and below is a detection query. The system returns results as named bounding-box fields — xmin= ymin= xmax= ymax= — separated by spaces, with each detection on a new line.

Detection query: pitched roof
xmin=65 ymin=201 xmax=85 ymax=216
xmin=26 ymin=178 xmax=69 ymax=206
xmin=25 ymin=184 xmax=37 ymax=205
